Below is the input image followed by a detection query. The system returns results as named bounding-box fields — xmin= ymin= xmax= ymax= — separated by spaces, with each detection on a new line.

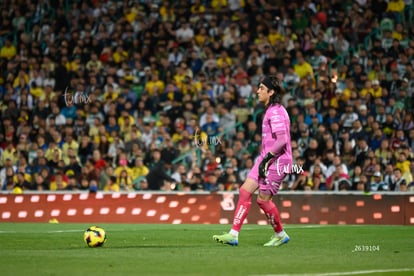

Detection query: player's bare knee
xmin=257 ymin=193 xmax=272 ymax=203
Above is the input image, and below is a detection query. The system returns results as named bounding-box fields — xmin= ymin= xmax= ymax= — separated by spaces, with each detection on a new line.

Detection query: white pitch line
xmin=0 ymin=229 xmax=83 ymax=234
xmin=47 ymin=230 xmax=83 ymax=233
xmin=243 ymin=225 xmax=340 ymax=230
xmin=253 ymin=268 xmax=414 ymax=276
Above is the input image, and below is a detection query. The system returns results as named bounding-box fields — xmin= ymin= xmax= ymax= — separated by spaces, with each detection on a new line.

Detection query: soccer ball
xmin=83 ymin=226 xmax=107 ymax=247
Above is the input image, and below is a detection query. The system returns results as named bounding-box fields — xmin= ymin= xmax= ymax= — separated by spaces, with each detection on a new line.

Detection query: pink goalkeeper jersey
xmin=261 ymin=103 xmax=293 ymax=169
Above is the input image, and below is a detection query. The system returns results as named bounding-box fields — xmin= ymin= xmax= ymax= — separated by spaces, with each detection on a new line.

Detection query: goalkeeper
xmin=213 ymin=75 xmax=293 ymax=247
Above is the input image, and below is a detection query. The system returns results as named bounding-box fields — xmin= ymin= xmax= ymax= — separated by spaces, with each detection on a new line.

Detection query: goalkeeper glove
xmin=258 ymin=152 xmax=275 ymax=178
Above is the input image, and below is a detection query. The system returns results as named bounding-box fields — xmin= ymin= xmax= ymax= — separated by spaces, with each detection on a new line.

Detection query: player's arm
xmin=258 ymin=115 xmax=289 ymax=178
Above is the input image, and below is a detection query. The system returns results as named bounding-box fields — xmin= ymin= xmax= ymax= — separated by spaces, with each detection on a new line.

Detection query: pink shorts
xmin=247 ymin=158 xmax=287 ymax=195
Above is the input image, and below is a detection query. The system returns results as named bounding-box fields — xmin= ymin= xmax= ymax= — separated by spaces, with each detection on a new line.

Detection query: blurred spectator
xmin=103 ymin=175 xmax=119 ymax=192
xmin=170 ymin=163 xmax=187 ymax=185
xmin=49 ymin=172 xmax=67 ymax=191
xmin=204 ymin=173 xmax=219 ymax=192
xmin=65 ymin=154 xmax=82 ymax=180
xmin=326 ymin=165 xmax=351 ymax=191
xmin=161 ymin=138 xmax=179 ymax=165
xmin=0 ymin=38 xmax=17 ymax=60
xmin=131 ymin=157 xmax=149 ymax=181
xmin=116 ymin=169 xmax=133 ymax=191
xmin=34 ymin=173 xmax=49 ymax=191
xmin=370 ymin=171 xmax=388 ymax=191
xmin=65 ymin=175 xmax=81 ymax=191
xmin=114 ymin=156 xmax=133 ymax=178
xmin=146 ymin=149 xmax=175 ymax=190
xmin=339 ymin=104 xmax=359 ymax=130
xmin=390 ymin=168 xmax=407 ymax=191
xmin=201 ymin=114 xmax=220 ymax=139
xmin=354 ymin=137 xmax=371 ymax=168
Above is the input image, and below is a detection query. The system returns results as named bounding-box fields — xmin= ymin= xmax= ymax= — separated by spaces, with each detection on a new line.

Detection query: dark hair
xmin=262 ymin=75 xmax=283 ymax=105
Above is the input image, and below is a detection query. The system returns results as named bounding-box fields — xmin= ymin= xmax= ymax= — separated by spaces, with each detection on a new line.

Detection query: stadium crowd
xmin=0 ymin=0 xmax=414 ymax=193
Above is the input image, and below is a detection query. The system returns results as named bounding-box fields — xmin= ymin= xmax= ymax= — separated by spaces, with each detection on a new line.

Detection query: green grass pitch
xmin=0 ymin=223 xmax=413 ymax=276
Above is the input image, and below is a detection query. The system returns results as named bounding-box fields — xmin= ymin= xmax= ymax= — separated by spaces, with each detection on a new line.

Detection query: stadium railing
xmin=0 ymin=190 xmax=413 ymax=225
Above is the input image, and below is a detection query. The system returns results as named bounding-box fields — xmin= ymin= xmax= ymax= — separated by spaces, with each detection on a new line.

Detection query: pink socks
xmin=231 ymin=188 xmax=252 ymax=232
xmin=230 ymin=188 xmax=283 ymax=236
xmin=257 ymin=197 xmax=283 ymax=233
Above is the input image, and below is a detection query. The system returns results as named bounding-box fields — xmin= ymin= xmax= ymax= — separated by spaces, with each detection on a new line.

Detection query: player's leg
xmin=213 ymin=177 xmax=258 ymax=246
xmin=257 ymin=178 xmax=289 ymax=247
